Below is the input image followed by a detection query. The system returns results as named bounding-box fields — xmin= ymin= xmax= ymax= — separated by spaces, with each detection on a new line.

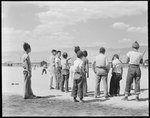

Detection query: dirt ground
xmin=2 ymin=67 xmax=149 ymax=116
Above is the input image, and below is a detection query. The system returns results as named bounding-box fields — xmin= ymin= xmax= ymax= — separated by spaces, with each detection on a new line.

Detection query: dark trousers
xmin=109 ymin=73 xmax=122 ymax=96
xmin=56 ymin=68 xmax=62 ymax=90
xmin=83 ymin=73 xmax=88 ymax=96
xmin=125 ymin=65 xmax=141 ymax=96
xmin=61 ymin=74 xmax=69 ymax=92
xmin=71 ymin=78 xmax=84 ymax=99
xmin=42 ymin=68 xmax=47 ymax=75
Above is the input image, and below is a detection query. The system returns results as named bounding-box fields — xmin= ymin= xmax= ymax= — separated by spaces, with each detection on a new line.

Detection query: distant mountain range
xmin=2 ymin=45 xmax=148 ymax=63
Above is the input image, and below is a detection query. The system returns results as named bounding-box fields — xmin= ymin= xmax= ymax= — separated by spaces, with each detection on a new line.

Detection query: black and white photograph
xmin=2 ymin=1 xmax=149 ymax=116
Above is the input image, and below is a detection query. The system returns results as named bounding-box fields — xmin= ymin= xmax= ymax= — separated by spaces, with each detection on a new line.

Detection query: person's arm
xmin=26 ymin=56 xmax=31 ymax=77
xmin=121 ymin=66 xmax=123 ymax=76
xmin=86 ymin=59 xmax=89 ymax=78
xmin=126 ymin=52 xmax=130 ymax=64
xmin=92 ymin=60 xmax=96 ymax=74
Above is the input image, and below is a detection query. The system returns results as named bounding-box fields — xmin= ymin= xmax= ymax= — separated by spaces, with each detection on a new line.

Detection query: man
xmin=122 ymin=41 xmax=145 ymax=101
xmin=92 ymin=47 xmax=110 ymax=99
xmin=55 ymin=50 xmax=62 ymax=90
xmin=49 ymin=49 xmax=57 ymax=89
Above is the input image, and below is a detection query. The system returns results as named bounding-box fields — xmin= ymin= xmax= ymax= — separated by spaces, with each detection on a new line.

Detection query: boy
xmin=69 ymin=46 xmax=81 ymax=89
xmin=92 ymin=47 xmax=110 ymax=99
xmin=82 ymin=50 xmax=89 ymax=96
xmin=55 ymin=50 xmax=62 ymax=90
xmin=109 ymin=54 xmax=123 ymax=96
xmin=60 ymin=52 xmax=70 ymax=92
xmin=22 ymin=42 xmax=36 ymax=99
xmin=122 ymin=41 xmax=144 ymax=101
xmin=71 ymin=51 xmax=85 ymax=102
xmin=49 ymin=49 xmax=57 ymax=89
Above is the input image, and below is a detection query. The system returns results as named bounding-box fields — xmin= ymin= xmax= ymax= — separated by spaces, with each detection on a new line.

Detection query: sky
xmin=2 ymin=1 xmax=148 ymax=52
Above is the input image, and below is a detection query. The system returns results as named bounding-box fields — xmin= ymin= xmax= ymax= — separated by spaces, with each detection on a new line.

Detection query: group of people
xmin=22 ymin=41 xmax=145 ymax=102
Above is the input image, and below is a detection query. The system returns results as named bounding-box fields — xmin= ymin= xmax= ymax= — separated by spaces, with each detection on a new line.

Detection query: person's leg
xmin=101 ymin=75 xmax=108 ymax=98
xmin=23 ymin=71 xmax=30 ymax=98
xmin=109 ymin=74 xmax=115 ymax=96
xmin=115 ymin=74 xmax=121 ymax=96
xmin=123 ymin=66 xmax=135 ymax=100
xmin=42 ymin=69 xmax=44 ymax=75
xmin=49 ymin=72 xmax=54 ymax=89
xmin=71 ymin=80 xmax=79 ymax=102
xmin=61 ymin=75 xmax=65 ymax=92
xmin=77 ymin=77 xmax=84 ymax=102
xmin=135 ymin=67 xmax=141 ymax=101
xmin=65 ymin=74 xmax=69 ymax=92
xmin=83 ymin=73 xmax=87 ymax=96
xmin=94 ymin=75 xmax=101 ymax=98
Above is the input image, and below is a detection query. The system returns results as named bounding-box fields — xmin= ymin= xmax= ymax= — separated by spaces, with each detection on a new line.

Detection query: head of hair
xmin=77 ymin=50 xmax=83 ymax=58
xmin=56 ymin=50 xmax=61 ymax=54
xmin=23 ymin=42 xmax=30 ymax=51
xmin=99 ymin=47 xmax=105 ymax=54
xmin=112 ymin=54 xmax=119 ymax=60
xmin=62 ymin=52 xmax=68 ymax=59
xmin=83 ymin=50 xmax=88 ymax=57
xmin=74 ymin=46 xmax=80 ymax=54
xmin=132 ymin=41 xmax=140 ymax=49
xmin=51 ymin=49 xmax=56 ymax=53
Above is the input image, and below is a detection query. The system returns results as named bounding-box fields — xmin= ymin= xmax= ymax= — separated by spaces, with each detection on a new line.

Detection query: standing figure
xmin=109 ymin=54 xmax=123 ymax=97
xmin=71 ymin=51 xmax=85 ymax=102
xmin=42 ymin=64 xmax=47 ymax=75
xmin=82 ymin=50 xmax=89 ymax=96
xmin=69 ymin=46 xmax=81 ymax=90
xmin=22 ymin=42 xmax=36 ymax=99
xmin=49 ymin=49 xmax=57 ymax=89
xmin=122 ymin=41 xmax=144 ymax=101
xmin=61 ymin=52 xmax=70 ymax=92
xmin=92 ymin=47 xmax=110 ymax=99
xmin=55 ymin=50 xmax=62 ymax=90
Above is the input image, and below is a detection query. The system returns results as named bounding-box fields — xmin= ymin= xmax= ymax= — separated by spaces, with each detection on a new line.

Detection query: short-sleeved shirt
xmin=94 ymin=53 xmax=109 ymax=67
xmin=49 ymin=55 xmax=55 ymax=67
xmin=73 ymin=58 xmax=84 ymax=73
xmin=22 ymin=53 xmax=31 ymax=72
xmin=126 ymin=51 xmax=143 ymax=65
xmin=112 ymin=59 xmax=122 ymax=74
xmin=55 ymin=57 xmax=61 ymax=68
xmin=61 ymin=59 xmax=70 ymax=70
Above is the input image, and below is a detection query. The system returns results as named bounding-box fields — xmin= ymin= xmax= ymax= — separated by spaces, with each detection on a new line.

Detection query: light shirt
xmin=49 ymin=55 xmax=55 ymax=67
xmin=94 ymin=53 xmax=109 ymax=67
xmin=112 ymin=59 xmax=122 ymax=74
xmin=73 ymin=58 xmax=84 ymax=73
xmin=55 ymin=57 xmax=61 ymax=68
xmin=61 ymin=58 xmax=70 ymax=70
xmin=71 ymin=53 xmax=77 ymax=65
xmin=22 ymin=53 xmax=31 ymax=71
xmin=127 ymin=51 xmax=143 ymax=65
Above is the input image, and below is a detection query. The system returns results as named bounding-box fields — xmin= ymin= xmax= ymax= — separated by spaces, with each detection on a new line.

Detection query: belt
xmin=96 ymin=66 xmax=106 ymax=69
xmin=129 ymin=64 xmax=139 ymax=67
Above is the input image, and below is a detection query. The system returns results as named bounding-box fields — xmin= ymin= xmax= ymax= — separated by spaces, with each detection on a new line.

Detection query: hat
xmin=132 ymin=41 xmax=140 ymax=49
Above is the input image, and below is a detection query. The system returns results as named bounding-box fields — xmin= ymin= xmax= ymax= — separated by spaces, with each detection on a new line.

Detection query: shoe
xmin=136 ymin=96 xmax=140 ymax=101
xmin=122 ymin=96 xmax=128 ymax=101
xmin=79 ymin=99 xmax=85 ymax=103
xmin=61 ymin=90 xmax=65 ymax=92
xmin=105 ymin=96 xmax=109 ymax=99
xmin=84 ymin=94 xmax=88 ymax=97
xmin=73 ymin=99 xmax=79 ymax=102
xmin=50 ymin=87 xmax=54 ymax=89
xmin=129 ymin=93 xmax=131 ymax=96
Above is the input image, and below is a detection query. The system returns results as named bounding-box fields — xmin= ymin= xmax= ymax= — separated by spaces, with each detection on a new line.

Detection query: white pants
xmin=69 ymin=66 xmax=74 ymax=89
xmin=48 ymin=67 xmax=56 ymax=88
